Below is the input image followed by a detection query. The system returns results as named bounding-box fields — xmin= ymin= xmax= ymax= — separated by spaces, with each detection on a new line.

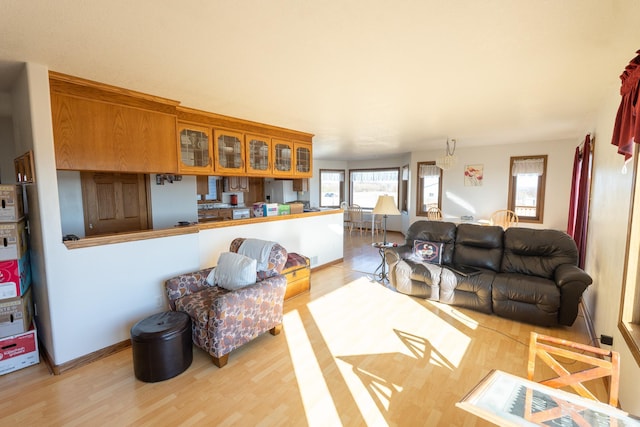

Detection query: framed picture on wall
xmin=465 ymin=164 xmax=484 ymax=186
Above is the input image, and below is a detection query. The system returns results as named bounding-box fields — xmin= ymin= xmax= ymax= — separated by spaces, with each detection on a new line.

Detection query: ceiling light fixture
xmin=436 ymin=138 xmax=457 ymax=170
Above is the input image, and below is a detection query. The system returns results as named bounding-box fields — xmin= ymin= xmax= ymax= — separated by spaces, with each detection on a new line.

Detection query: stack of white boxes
xmin=0 ymin=184 xmax=39 ymax=375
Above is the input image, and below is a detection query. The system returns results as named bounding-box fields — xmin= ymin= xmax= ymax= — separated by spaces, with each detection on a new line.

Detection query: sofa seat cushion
xmin=439 ymin=268 xmax=494 ymax=313
xmin=492 ymin=273 xmax=560 ymax=326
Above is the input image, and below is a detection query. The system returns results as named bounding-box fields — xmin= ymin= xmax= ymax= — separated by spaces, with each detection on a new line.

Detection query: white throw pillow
xmin=213 ymin=252 xmax=257 ymax=290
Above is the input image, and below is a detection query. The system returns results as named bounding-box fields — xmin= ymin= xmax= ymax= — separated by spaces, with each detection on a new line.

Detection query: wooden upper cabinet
xmin=245 ymin=134 xmax=271 ymax=176
xmin=50 ymin=72 xmax=179 ymax=173
xmin=272 ymin=138 xmax=294 ymax=177
xmin=214 ymin=129 xmax=245 ymax=175
xmin=177 ymin=123 xmax=214 ymax=174
xmin=294 ymin=141 xmax=312 ymax=177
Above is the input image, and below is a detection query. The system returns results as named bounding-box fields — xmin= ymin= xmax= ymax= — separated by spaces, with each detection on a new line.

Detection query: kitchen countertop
xmin=63 ymin=208 xmax=342 ymax=249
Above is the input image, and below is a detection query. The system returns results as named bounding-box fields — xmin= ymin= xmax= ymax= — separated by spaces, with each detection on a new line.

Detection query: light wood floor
xmin=0 ymin=231 xmax=602 ymax=426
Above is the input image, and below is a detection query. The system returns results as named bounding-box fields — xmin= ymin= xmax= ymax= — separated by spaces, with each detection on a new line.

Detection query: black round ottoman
xmin=131 ymin=311 xmax=192 ymax=382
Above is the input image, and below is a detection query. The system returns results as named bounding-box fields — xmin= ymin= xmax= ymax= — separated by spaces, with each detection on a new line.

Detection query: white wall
xmin=149 ymin=174 xmax=198 ymax=228
xmin=410 ymin=141 xmax=576 ymax=230
xmin=0 ymin=115 xmax=16 ymax=183
xmin=584 ymin=80 xmax=640 ymax=414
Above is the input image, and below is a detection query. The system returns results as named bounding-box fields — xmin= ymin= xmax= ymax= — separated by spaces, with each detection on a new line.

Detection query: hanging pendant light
xmin=436 ymin=138 xmax=457 ymax=170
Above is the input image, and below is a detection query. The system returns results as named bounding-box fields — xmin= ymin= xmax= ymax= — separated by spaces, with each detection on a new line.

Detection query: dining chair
xmin=489 ymin=209 xmax=518 ymax=229
xmin=347 ymin=204 xmax=365 ymax=235
xmin=426 ymin=206 xmax=443 ymax=221
xmin=527 ymin=332 xmax=620 ymax=406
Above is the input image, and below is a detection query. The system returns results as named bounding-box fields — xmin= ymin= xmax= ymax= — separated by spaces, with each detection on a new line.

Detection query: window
xmin=416 ymin=162 xmax=442 ymax=216
xmin=619 ymin=145 xmax=640 ymax=367
xmin=319 ymin=169 xmax=345 ymax=207
xmin=507 ymin=155 xmax=547 ymax=223
xmin=349 ymin=168 xmax=399 ymax=209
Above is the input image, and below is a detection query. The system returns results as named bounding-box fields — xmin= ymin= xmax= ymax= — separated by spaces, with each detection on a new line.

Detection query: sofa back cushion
xmin=406 ymin=221 xmax=457 ymax=265
xmin=501 ymin=228 xmax=578 ymax=279
xmin=453 ymin=224 xmax=503 ymax=271
xmin=230 ymin=238 xmax=288 ymax=280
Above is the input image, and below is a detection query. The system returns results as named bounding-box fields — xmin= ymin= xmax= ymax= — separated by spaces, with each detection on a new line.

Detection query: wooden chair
xmin=527 ymin=332 xmax=620 ymax=406
xmin=426 ymin=206 xmax=443 ymax=221
xmin=346 ymin=204 xmax=365 ymax=235
xmin=489 ymin=209 xmax=518 ymax=229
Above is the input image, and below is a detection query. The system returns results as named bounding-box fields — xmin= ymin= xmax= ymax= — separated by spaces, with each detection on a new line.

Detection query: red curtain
xmin=611 ymin=50 xmax=640 ymax=160
xmin=567 ymin=134 xmax=592 ymax=269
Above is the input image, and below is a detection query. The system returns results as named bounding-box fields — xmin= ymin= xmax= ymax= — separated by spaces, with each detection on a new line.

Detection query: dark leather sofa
xmin=383 ymin=221 xmax=592 ymax=326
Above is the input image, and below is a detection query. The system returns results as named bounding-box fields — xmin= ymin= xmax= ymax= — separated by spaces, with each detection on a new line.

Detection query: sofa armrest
xmin=384 ymin=245 xmax=412 ymax=264
xmin=165 ymin=267 xmax=215 ymax=310
xmin=554 ymin=264 xmax=593 ymax=326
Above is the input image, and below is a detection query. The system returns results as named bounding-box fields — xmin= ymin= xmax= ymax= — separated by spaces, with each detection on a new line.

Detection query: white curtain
xmin=512 ymin=158 xmax=544 ymax=176
xmin=419 ymin=164 xmax=440 ymax=178
xmin=321 ymin=171 xmax=344 ymax=182
xmin=351 ymin=170 xmax=398 ymax=182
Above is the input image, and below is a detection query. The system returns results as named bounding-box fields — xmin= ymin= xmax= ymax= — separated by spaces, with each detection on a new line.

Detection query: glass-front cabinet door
xmin=214 ymin=129 xmax=245 ymax=174
xmin=294 ymin=141 xmax=312 ymax=177
xmin=178 ymin=123 xmax=213 ymax=173
xmin=246 ymin=134 xmax=271 ymax=176
xmin=272 ymin=138 xmax=293 ymax=176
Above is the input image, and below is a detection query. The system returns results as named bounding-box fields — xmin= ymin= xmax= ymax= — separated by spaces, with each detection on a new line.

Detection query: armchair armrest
xmin=211 ymin=274 xmax=287 ymax=317
xmin=554 ymin=264 xmax=593 ymax=326
xmin=165 ymin=267 xmax=215 ymax=310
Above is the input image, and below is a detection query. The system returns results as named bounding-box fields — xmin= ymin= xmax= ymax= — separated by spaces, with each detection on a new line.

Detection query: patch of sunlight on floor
xmin=308 ymin=276 xmax=472 ymax=367
xmin=302 ymin=276 xmax=473 ymax=424
xmin=425 ymin=300 xmax=480 ymax=330
xmin=283 ymin=309 xmax=341 ymax=427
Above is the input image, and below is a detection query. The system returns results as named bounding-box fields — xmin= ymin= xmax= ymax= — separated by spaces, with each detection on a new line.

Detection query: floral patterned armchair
xmin=165 ymin=238 xmax=288 ymax=367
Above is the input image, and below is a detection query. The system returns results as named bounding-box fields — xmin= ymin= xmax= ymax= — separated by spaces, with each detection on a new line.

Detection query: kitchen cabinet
xmin=294 ymin=141 xmax=312 ymax=177
xmin=198 ymin=207 xmax=233 ymax=222
xmin=50 ymin=72 xmax=179 ymax=173
xmin=214 ymin=129 xmax=244 ymax=174
xmin=178 ymin=123 xmax=214 ymax=174
xmin=246 ymin=134 xmax=271 ymax=176
xmin=293 ymin=178 xmax=309 ymax=192
xmin=272 ymin=139 xmax=294 ymax=177
xmin=225 ymin=176 xmax=249 ymax=192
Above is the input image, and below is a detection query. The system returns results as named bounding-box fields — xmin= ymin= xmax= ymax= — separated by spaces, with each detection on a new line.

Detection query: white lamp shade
xmin=372 ymin=195 xmax=400 ymax=216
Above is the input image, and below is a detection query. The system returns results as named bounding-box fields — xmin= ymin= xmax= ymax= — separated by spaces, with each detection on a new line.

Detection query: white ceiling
xmin=0 ymin=1 xmax=638 ymax=160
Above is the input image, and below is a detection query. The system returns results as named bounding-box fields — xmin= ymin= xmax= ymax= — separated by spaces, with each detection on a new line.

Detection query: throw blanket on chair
xmin=238 ymin=239 xmax=276 ymax=271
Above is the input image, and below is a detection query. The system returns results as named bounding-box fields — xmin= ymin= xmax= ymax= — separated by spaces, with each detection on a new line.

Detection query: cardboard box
xmin=0 ymin=286 xmax=33 ymax=337
xmin=0 ymin=220 xmax=28 ymax=262
xmin=278 ymin=204 xmax=290 ymax=215
xmin=288 ymin=203 xmax=304 ymax=214
xmin=252 ymin=202 xmax=265 ymax=217
xmin=262 ymin=203 xmax=278 ymax=217
xmin=0 ymin=252 xmax=31 ymax=300
xmin=0 ymin=185 xmax=25 ymax=222
xmin=0 ymin=324 xmax=39 ymax=375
